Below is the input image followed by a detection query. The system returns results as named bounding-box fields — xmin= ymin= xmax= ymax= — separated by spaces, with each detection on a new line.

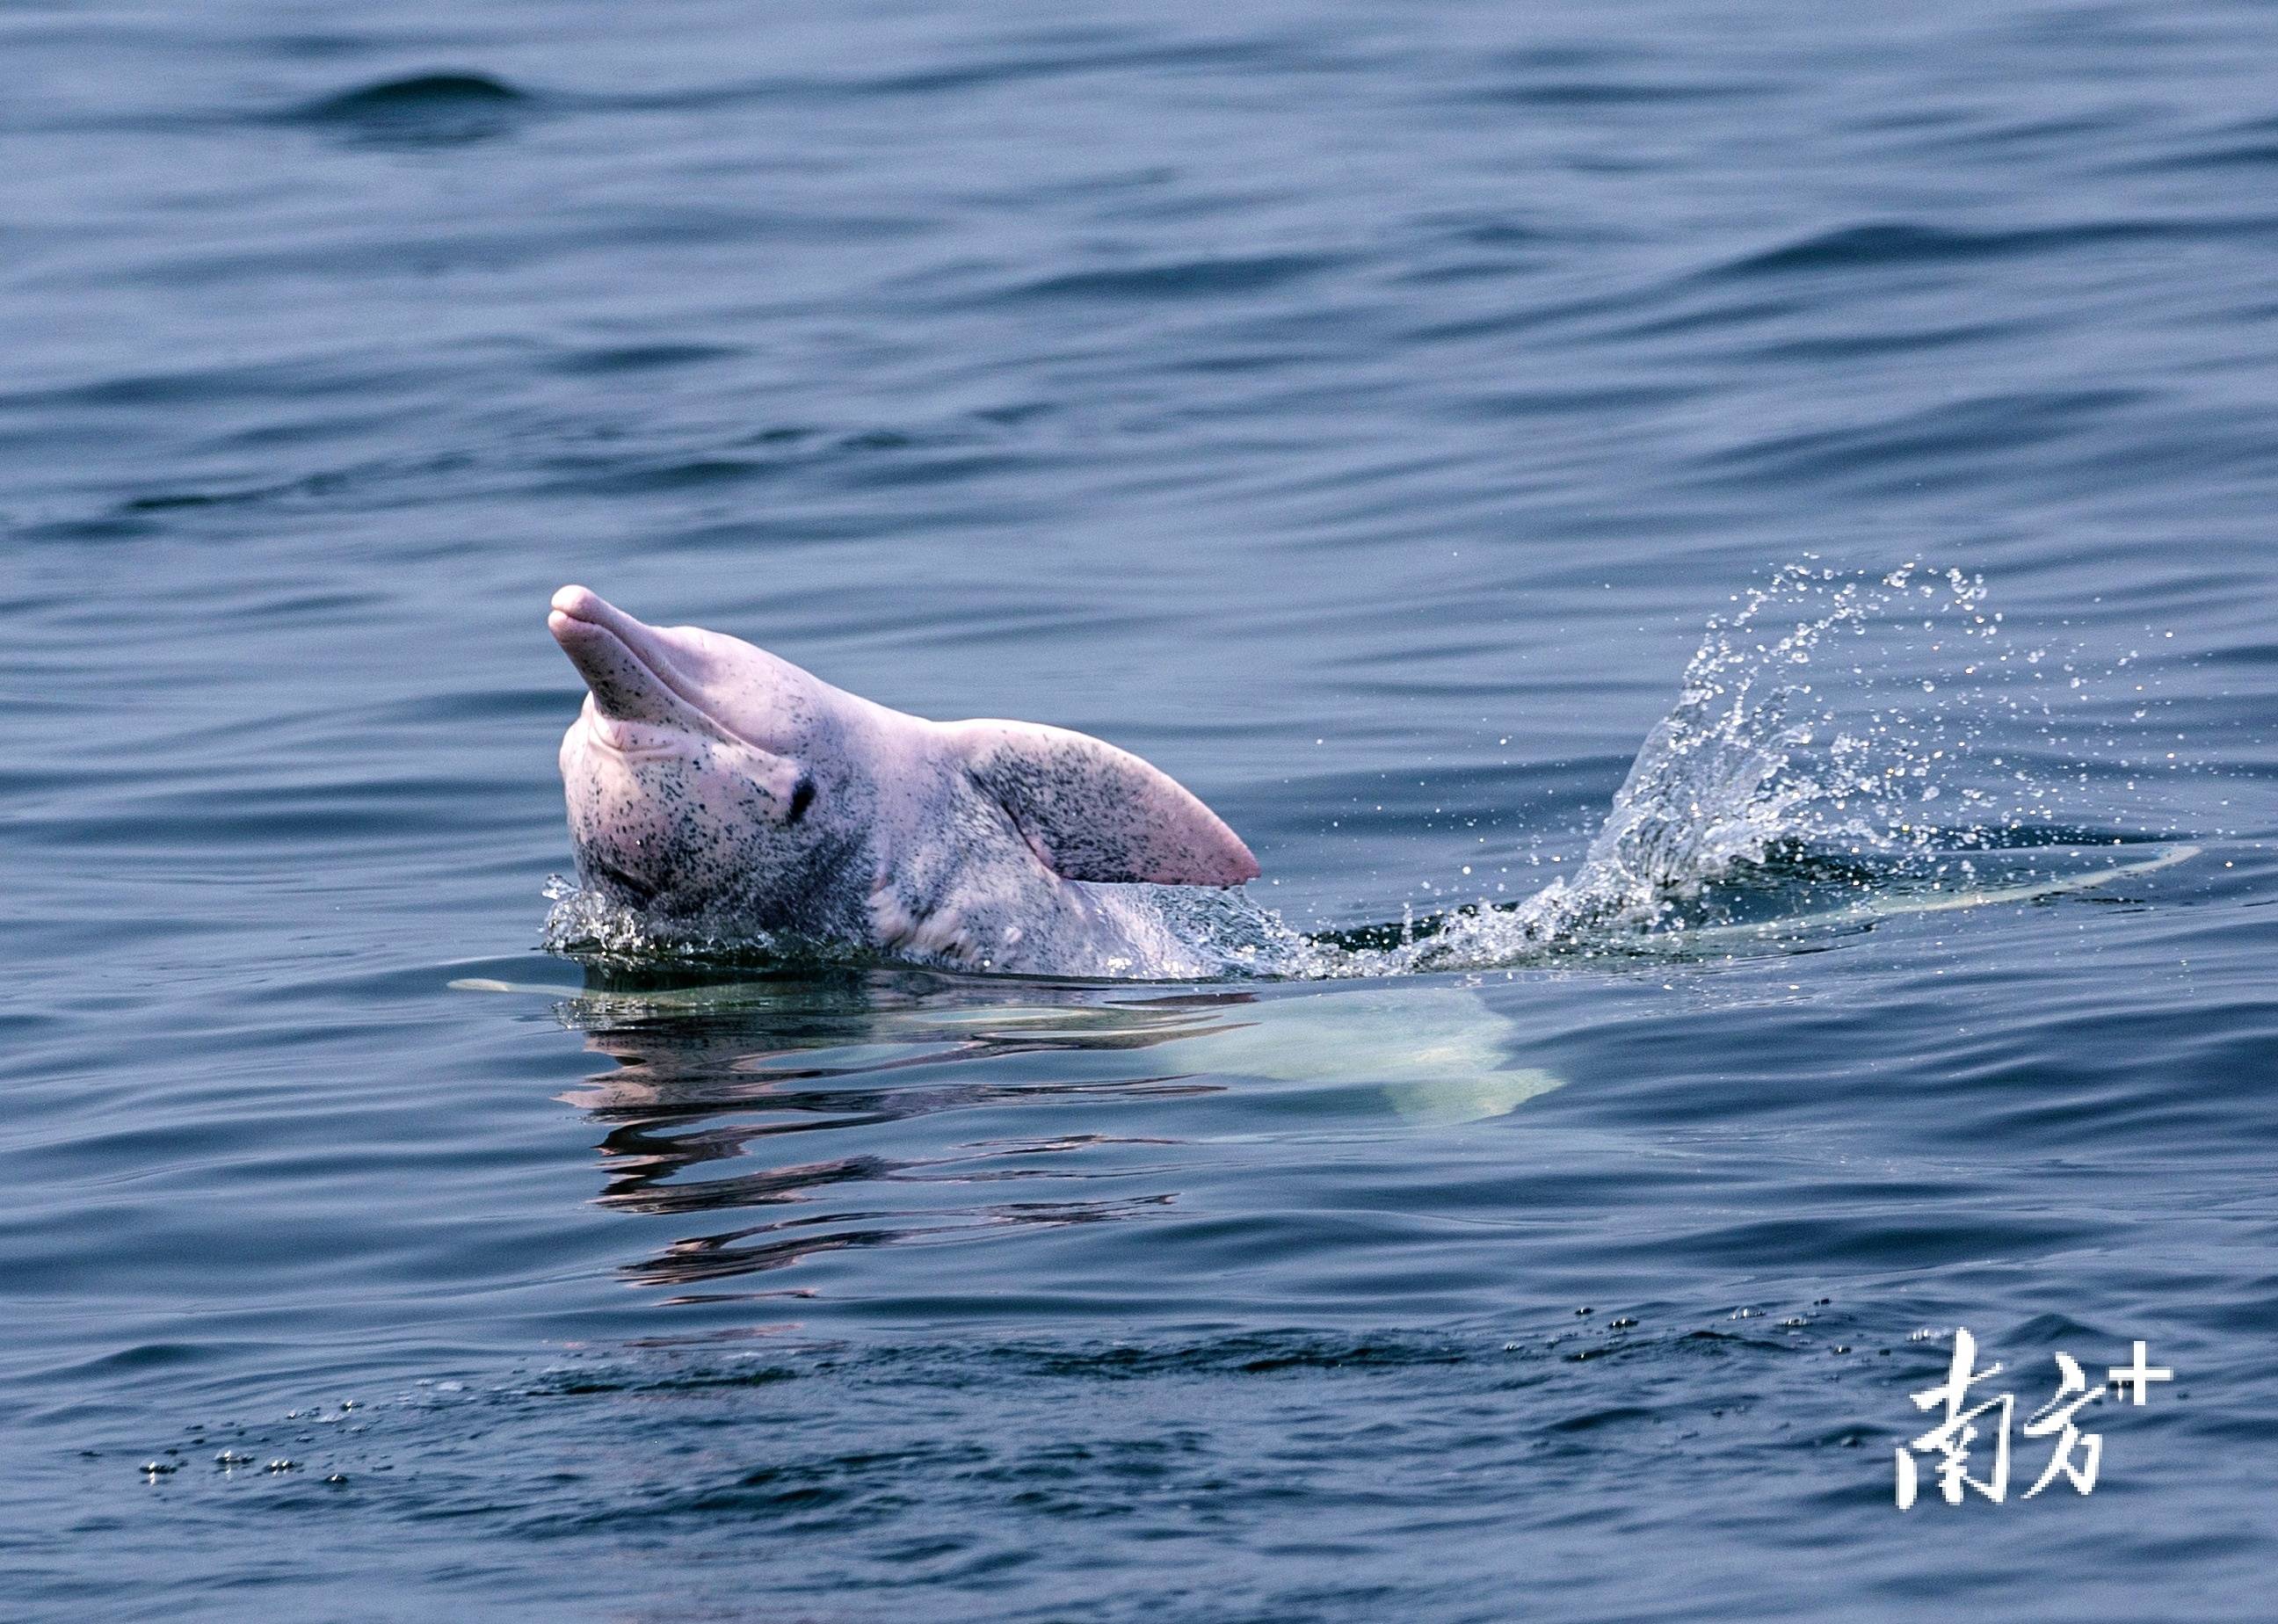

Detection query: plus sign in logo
xmin=2107 ymin=1340 xmax=2173 ymax=1405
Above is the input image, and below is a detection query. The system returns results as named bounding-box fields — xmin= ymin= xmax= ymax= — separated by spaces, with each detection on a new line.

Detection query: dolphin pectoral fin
xmin=449 ymin=976 xmax=584 ymax=995
xmin=951 ymin=719 xmax=1259 ymax=887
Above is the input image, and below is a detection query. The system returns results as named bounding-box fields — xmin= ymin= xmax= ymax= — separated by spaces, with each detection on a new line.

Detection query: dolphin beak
xmin=549 ymin=585 xmax=683 ymax=724
xmin=548 ymin=583 xmax=624 ymax=649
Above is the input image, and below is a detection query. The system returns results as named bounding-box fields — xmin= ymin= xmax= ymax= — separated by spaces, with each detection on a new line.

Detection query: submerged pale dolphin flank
xmin=450 ymin=975 xmax=1566 ymax=1128
xmin=548 ymin=585 xmax=1260 ymax=977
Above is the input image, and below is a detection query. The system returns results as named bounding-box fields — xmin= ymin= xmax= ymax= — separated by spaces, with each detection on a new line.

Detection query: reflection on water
xmin=525 ymin=973 xmax=1559 ymax=1296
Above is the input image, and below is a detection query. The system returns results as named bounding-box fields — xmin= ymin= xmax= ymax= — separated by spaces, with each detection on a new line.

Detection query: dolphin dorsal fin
xmin=952 ymin=720 xmax=1259 ymax=888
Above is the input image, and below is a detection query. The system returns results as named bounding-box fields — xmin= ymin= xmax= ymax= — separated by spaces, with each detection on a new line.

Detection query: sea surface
xmin=5 ymin=2 xmax=2276 ymax=1619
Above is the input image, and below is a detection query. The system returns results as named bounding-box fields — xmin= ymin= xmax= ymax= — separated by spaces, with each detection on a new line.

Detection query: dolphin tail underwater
xmin=547 ymin=586 xmax=1259 ymax=977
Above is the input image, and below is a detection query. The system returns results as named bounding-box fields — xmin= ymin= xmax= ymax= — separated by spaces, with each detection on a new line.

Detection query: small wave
xmin=1467 ymin=77 xmax=1774 ymax=108
xmin=1005 ymin=253 xmax=1340 ymax=303
xmin=289 ymin=72 xmax=533 ymax=144
xmin=1705 ymin=220 xmax=2189 ymax=280
xmin=845 ymin=38 xmax=1294 ymax=99
xmin=543 ymin=343 xmax=744 ymax=378
xmin=1684 ymin=388 xmax=2143 ymax=493
xmin=2159 ymin=140 xmax=2278 ymax=171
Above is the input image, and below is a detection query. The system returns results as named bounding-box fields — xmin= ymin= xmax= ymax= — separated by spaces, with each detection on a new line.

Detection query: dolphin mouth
xmin=549 ymin=585 xmax=724 ymax=741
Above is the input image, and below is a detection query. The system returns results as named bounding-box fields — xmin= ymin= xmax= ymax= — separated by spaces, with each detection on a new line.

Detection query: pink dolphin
xmin=548 ymin=586 xmax=1259 ymax=976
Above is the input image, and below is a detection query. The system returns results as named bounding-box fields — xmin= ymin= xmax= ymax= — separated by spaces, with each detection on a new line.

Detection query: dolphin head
xmin=548 ymin=584 xmax=1259 ymax=968
xmin=549 ymin=585 xmax=880 ymax=935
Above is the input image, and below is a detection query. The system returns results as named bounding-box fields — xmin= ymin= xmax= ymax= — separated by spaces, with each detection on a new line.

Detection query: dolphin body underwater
xmin=548 ymin=585 xmax=1262 ymax=977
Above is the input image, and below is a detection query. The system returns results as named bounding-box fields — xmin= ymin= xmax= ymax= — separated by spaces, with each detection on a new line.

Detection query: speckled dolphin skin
xmin=548 ymin=586 xmax=1259 ymax=976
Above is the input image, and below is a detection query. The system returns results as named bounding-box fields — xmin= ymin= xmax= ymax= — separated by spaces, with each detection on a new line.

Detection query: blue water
xmin=6 ymin=2 xmax=2275 ymax=1617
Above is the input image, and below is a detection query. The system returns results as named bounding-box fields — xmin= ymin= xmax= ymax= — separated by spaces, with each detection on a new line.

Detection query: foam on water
xmin=542 ymin=563 xmax=2178 ymax=980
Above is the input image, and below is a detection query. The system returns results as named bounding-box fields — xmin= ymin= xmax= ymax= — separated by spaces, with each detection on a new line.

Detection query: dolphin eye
xmin=786 ymin=776 xmax=815 ymax=825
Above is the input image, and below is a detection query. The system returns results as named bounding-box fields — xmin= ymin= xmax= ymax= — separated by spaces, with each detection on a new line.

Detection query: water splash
xmin=541 ymin=874 xmax=872 ymax=970
xmin=545 ymin=563 xmax=2168 ymax=980
xmin=1358 ymin=560 xmax=2035 ymax=972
